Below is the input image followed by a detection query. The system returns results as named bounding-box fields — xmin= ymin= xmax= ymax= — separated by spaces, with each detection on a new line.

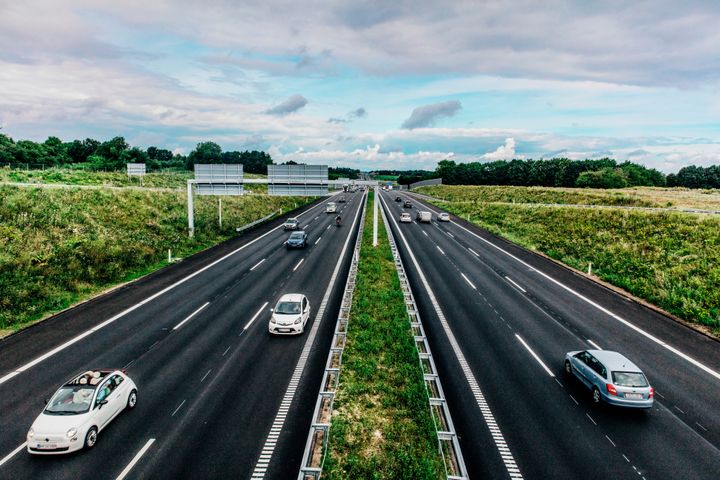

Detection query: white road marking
xmin=674 ymin=405 xmax=685 ymax=414
xmin=115 ymin=438 xmax=155 ymax=480
xmin=446 ymin=231 xmax=455 ymax=238
xmin=461 ymin=273 xmax=477 ymax=290
xmin=200 ymin=369 xmax=212 ymax=383
xmin=314 ymin=237 xmax=322 ymax=245
xmin=171 ymin=400 xmax=186 ymax=417
xmin=0 ymin=200 xmax=330 ymax=386
xmin=172 ymin=302 xmax=210 ymax=330
xmin=250 ymin=258 xmax=266 ymax=271
xmin=586 ymin=413 xmax=597 ymax=425
xmin=443 ymin=218 xmax=720 ymax=382
xmin=515 ymin=334 xmax=555 ymax=377
xmin=696 ymin=422 xmax=708 ymax=431
xmin=505 ymin=276 xmax=526 ymax=293
xmin=326 ymin=224 xmax=331 ymax=230
xmin=293 ymin=259 xmax=305 ymax=272
xmin=569 ymin=394 xmax=579 ymax=405
xmin=0 ymin=442 xmax=26 ymax=467
xmin=468 ymin=248 xmax=479 ymax=256
xmin=587 ymin=339 xmax=602 ymax=350
xmin=436 ymin=246 xmax=445 ymax=255
xmin=244 ymin=302 xmax=269 ymax=331
xmin=251 ymin=191 xmax=366 ymax=479
xmin=379 ymin=195 xmax=523 ymax=479
xmin=422 ymin=230 xmax=428 ymax=236
xmin=606 ymin=435 xmax=616 ymax=447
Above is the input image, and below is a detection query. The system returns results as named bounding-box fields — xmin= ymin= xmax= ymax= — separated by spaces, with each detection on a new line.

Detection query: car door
xmin=587 ymin=357 xmax=607 ymax=390
xmin=572 ymin=352 xmax=593 ymax=387
xmin=93 ymin=379 xmax=117 ymax=429
xmin=302 ymin=297 xmax=310 ymax=326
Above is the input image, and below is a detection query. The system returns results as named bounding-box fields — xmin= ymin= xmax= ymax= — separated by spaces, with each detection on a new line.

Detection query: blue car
xmin=564 ymin=350 xmax=654 ymax=409
xmin=285 ymin=230 xmax=308 ymax=249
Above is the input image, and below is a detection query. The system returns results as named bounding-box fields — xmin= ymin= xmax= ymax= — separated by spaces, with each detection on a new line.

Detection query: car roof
xmin=587 ymin=350 xmax=642 ymax=372
xmin=277 ymin=293 xmax=305 ymax=303
xmin=289 ymin=230 xmax=305 ymax=235
xmin=287 ymin=217 xmax=298 ymax=221
xmin=401 ymin=212 xmax=411 ymax=216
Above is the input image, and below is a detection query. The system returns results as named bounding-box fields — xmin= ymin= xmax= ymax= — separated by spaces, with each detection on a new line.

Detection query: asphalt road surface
xmin=380 ymin=189 xmax=720 ymax=480
xmin=0 ymin=190 xmax=365 ymax=480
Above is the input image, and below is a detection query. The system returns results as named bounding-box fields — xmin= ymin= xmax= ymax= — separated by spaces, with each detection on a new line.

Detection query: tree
xmin=576 ymin=168 xmax=628 ymax=188
xmin=186 ymin=142 xmax=222 ymax=169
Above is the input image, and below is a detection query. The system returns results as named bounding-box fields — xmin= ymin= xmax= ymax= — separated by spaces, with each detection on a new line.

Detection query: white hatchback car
xmin=27 ymin=370 xmax=137 ymax=454
xmin=438 ymin=212 xmax=450 ymax=222
xmin=400 ymin=212 xmax=412 ymax=223
xmin=325 ymin=202 xmax=337 ymax=213
xmin=269 ymin=294 xmax=311 ymax=335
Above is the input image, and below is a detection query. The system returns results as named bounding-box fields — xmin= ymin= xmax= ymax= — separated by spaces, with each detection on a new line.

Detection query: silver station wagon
xmin=564 ymin=350 xmax=654 ymax=408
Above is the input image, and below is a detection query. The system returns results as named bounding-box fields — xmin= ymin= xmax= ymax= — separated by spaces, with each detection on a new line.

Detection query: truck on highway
xmin=416 ymin=211 xmax=432 ymax=223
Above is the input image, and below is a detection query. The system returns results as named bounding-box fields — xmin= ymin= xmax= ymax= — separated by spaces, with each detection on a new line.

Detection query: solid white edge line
xmin=244 ymin=302 xmax=269 ymax=330
xmin=432 ymin=215 xmax=720 ymax=382
xmin=172 ymin=302 xmax=210 ymax=330
xmin=251 ymin=191 xmax=366 ymax=479
xmin=505 ymin=276 xmax=527 ymax=293
xmin=292 ymin=258 xmax=305 ymax=272
xmin=250 ymin=258 xmax=266 ymax=271
xmin=461 ymin=273 xmax=477 ymax=290
xmin=515 ymin=334 xmax=555 ymax=377
xmin=587 ymin=339 xmax=602 ymax=350
xmin=0 ymin=442 xmax=26 ymax=467
xmin=0 ymin=199 xmax=333 ymax=386
xmin=115 ymin=438 xmax=155 ymax=480
xmin=379 ymin=194 xmax=523 ymax=479
xmin=436 ymin=246 xmax=445 ymax=255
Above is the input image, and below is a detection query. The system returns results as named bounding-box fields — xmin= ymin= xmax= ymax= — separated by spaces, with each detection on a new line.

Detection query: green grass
xmin=418 ymin=187 xmax=720 ymax=333
xmin=0 ymin=184 xmax=313 ymax=334
xmin=373 ymin=175 xmax=399 ymax=182
xmin=323 ymin=192 xmax=443 ymax=479
xmin=0 ymin=166 xmax=266 ymax=190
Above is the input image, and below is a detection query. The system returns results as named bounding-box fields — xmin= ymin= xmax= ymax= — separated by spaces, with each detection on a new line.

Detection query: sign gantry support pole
xmin=373 ymin=186 xmax=379 ymax=247
xmin=187 ymin=180 xmax=195 ymax=238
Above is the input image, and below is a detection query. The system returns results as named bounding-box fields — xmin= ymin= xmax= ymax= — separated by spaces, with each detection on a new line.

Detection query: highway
xmin=380 ymin=189 xmax=720 ymax=480
xmin=0 ymin=190 xmax=365 ymax=479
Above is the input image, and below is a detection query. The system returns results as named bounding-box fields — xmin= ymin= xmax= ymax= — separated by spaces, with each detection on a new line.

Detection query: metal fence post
xmin=187 ymin=180 xmax=195 ymax=238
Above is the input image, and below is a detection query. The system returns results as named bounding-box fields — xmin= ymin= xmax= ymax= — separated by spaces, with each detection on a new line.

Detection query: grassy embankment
xmin=324 ymin=192 xmax=443 ymax=479
xmin=0 ymin=182 xmax=313 ymax=335
xmin=418 ymin=185 xmax=720 ymax=334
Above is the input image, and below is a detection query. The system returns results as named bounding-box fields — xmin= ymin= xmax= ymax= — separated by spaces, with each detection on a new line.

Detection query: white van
xmin=416 ymin=211 xmax=432 ymax=223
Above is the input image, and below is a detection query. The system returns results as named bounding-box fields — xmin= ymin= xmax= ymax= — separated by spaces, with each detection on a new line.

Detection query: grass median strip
xmin=323 ymin=192 xmax=443 ymax=479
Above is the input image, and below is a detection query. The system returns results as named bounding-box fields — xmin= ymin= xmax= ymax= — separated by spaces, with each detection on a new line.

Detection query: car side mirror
xmin=270 ymin=308 xmax=274 ymax=313
xmin=44 ymin=399 xmax=48 ymax=405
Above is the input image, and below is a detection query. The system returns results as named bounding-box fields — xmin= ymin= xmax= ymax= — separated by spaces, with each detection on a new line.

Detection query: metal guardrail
xmin=297 ymin=192 xmax=367 ymax=480
xmin=409 ymin=177 xmax=442 ymax=189
xmin=379 ymin=199 xmax=468 ymax=480
xmin=235 ymin=209 xmax=282 ymax=233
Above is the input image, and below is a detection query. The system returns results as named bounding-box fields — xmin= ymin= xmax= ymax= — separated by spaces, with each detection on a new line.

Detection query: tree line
xmin=0 ymin=135 xmax=273 ymax=174
xmin=2 ymin=133 xmax=719 ymax=188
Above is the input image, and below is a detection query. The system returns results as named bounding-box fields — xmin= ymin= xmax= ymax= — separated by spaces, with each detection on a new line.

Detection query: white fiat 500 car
xmin=269 ymin=294 xmax=311 ymax=335
xmin=27 ymin=370 xmax=137 ymax=454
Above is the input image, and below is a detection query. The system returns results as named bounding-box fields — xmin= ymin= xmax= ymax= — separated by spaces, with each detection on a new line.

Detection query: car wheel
xmin=127 ymin=389 xmax=137 ymax=409
xmin=564 ymin=361 xmax=572 ymax=376
xmin=84 ymin=427 xmax=98 ymax=449
xmin=592 ymin=387 xmax=602 ymax=404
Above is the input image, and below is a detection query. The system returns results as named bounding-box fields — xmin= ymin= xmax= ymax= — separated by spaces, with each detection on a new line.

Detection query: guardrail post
xmin=187 ymin=180 xmax=195 ymax=238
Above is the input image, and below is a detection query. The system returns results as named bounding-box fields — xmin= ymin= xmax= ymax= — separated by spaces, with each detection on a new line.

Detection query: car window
xmin=112 ymin=375 xmax=124 ymax=388
xmin=45 ymin=386 xmax=95 ymax=415
xmin=575 ymin=351 xmax=590 ymax=364
xmin=587 ymin=357 xmax=606 ymax=378
xmin=276 ymin=301 xmax=301 ymax=314
xmin=96 ymin=380 xmax=114 ymax=405
xmin=302 ymin=298 xmax=307 ymax=310
xmin=612 ymin=371 xmax=648 ymax=387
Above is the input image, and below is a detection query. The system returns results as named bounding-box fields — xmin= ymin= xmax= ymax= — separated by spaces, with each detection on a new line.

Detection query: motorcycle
xmin=335 ymin=216 xmax=342 ymax=227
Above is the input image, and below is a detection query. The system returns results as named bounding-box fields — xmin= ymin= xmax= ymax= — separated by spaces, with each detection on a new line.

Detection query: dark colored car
xmin=403 ymin=200 xmax=412 ymax=208
xmin=283 ymin=217 xmax=300 ymax=230
xmin=285 ymin=230 xmax=308 ymax=249
xmin=338 ymin=196 xmax=347 ymax=203
xmin=395 ymin=196 xmax=402 ymax=202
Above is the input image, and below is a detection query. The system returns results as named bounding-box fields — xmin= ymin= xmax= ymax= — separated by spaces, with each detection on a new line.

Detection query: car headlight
xmin=27 ymin=428 xmax=34 ymax=438
xmin=294 ymin=317 xmax=302 ymax=324
xmin=66 ymin=428 xmax=78 ymax=438
xmin=270 ymin=317 xmax=276 ymax=324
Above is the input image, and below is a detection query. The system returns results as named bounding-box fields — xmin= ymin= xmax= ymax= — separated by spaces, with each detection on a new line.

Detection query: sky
xmin=1 ymin=1 xmax=719 ymax=172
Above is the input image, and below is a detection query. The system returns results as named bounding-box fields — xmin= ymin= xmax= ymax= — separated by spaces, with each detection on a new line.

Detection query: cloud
xmin=481 ymin=138 xmax=518 ymax=160
xmin=401 ymin=100 xmax=462 ymax=129
xmin=265 ymin=94 xmax=308 ymax=115
xmin=327 ymin=107 xmax=367 ymax=124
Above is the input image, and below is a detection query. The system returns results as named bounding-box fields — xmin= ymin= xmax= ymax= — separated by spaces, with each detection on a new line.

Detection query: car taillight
xmin=606 ymin=383 xmax=618 ymax=396
xmin=649 ymin=387 xmax=654 ymax=398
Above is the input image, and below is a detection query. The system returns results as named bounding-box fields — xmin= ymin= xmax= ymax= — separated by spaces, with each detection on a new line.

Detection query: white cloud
xmin=481 ymin=138 xmax=518 ymax=160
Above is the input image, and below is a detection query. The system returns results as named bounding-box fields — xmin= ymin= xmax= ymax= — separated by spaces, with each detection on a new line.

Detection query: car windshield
xmin=286 ymin=218 xmax=297 ymax=224
xmin=44 ymin=385 xmax=95 ymax=415
xmin=612 ymin=371 xmax=648 ymax=387
xmin=275 ymin=301 xmax=301 ymax=314
xmin=289 ymin=232 xmax=304 ymax=239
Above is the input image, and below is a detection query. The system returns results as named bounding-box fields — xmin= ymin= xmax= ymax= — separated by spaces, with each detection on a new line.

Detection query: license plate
xmin=625 ymin=393 xmax=643 ymax=399
xmin=37 ymin=443 xmax=57 ymax=449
